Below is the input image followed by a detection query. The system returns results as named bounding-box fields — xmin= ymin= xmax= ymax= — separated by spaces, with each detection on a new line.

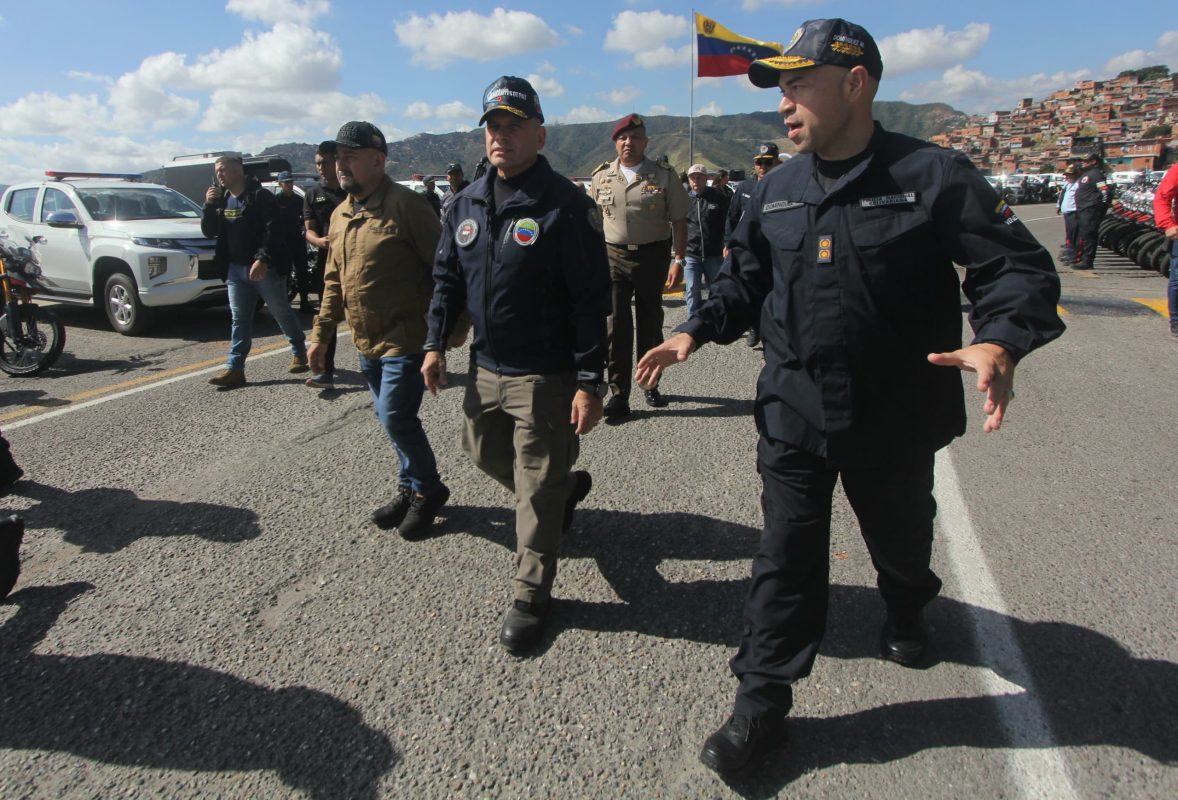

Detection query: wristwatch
xmin=577 ymin=381 xmax=608 ymax=399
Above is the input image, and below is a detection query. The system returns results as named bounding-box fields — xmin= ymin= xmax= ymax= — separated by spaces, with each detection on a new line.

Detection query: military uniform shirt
xmin=590 ymin=158 xmax=689 ymax=245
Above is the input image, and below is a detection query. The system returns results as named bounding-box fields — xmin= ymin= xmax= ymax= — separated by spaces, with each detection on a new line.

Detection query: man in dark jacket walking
xmin=684 ymin=163 xmax=729 ymax=317
xmin=202 ymin=155 xmax=307 ymax=389
xmin=423 ymin=76 xmax=610 ymax=655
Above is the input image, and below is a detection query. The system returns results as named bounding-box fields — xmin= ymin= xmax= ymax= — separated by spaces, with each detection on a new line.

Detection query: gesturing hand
xmin=635 ymin=332 xmax=697 ymax=390
xmin=928 ymin=342 xmax=1015 ymax=433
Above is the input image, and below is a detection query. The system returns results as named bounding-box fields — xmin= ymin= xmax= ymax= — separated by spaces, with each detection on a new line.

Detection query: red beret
xmin=611 ymin=113 xmax=645 ymax=141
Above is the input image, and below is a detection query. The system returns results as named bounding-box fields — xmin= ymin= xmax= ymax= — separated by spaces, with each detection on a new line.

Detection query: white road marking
xmin=7 ymin=330 xmax=353 ymax=431
xmin=1018 ymin=215 xmax=1060 ymax=224
xmin=935 ymin=449 xmax=1078 ymax=800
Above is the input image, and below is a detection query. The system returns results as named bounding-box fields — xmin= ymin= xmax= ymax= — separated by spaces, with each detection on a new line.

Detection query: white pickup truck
xmin=0 ymin=171 xmax=225 ymax=335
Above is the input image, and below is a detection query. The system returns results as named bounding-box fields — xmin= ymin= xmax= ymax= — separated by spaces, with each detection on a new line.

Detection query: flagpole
xmin=689 ymin=8 xmax=695 ymax=166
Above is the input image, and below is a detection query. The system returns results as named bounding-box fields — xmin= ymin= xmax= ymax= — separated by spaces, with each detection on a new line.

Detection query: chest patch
xmin=513 ymin=218 xmax=540 ymax=246
xmin=763 ymin=200 xmax=804 ymax=213
xmin=859 ymin=192 xmax=918 ymax=208
xmin=455 ymin=218 xmax=479 ymax=248
xmin=816 ymin=234 xmax=833 ymax=264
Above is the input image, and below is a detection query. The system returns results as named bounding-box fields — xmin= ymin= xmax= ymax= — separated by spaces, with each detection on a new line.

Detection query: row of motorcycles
xmin=0 ymin=238 xmax=66 ymax=376
xmin=1099 ymin=174 xmax=1173 ymax=279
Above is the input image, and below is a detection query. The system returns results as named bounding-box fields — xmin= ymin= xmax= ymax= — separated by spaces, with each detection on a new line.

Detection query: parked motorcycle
xmin=0 ymin=237 xmax=66 ymax=376
xmin=1099 ymin=173 xmax=1171 ymax=279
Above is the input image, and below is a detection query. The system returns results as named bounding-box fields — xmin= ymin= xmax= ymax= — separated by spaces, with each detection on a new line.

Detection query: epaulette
xmin=591 ymin=162 xmax=610 ymax=176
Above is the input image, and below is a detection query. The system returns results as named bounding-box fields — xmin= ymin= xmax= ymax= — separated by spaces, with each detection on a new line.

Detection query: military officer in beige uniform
xmin=591 ymin=113 xmax=689 ymax=418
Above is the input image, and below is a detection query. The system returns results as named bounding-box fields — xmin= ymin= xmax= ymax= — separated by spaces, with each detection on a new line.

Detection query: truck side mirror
xmin=46 ymin=211 xmax=83 ymax=229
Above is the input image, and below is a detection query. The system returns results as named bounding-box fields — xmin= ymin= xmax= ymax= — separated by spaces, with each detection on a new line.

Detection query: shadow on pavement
xmin=0 ymin=582 xmax=397 ymax=799
xmin=9 ymin=481 xmax=261 ymax=553
xmin=444 ymin=504 xmax=1178 ymax=792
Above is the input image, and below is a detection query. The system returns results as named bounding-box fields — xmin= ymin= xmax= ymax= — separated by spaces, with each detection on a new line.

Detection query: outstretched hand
xmin=635 ymin=332 xmax=697 ymax=390
xmin=928 ymin=342 xmax=1015 ymax=433
xmin=421 ymin=351 xmax=447 ymax=396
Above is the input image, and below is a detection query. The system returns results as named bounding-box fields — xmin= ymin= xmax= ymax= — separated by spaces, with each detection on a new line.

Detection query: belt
xmin=607 ymin=239 xmax=670 ymax=252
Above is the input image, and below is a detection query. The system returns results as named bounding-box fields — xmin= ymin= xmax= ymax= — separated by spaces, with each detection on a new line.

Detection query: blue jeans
xmin=1169 ymin=243 xmax=1178 ymax=327
xmin=357 ymin=353 xmax=441 ymax=495
xmin=684 ymin=254 xmax=723 ymax=318
xmin=225 ymin=263 xmax=306 ymax=371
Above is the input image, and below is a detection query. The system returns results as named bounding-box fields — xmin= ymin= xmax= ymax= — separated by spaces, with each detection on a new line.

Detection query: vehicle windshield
xmin=74 ymin=187 xmax=201 ymax=221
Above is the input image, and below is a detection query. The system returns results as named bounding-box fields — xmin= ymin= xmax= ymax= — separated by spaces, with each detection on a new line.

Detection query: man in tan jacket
xmin=308 ymin=121 xmax=449 ymax=539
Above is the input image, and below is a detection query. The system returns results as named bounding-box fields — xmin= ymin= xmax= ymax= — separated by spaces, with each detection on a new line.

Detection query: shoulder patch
xmin=592 ymin=162 xmax=610 ymax=176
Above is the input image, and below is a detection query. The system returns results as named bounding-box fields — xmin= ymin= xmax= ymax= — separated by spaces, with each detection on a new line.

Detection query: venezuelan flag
xmin=696 ymin=13 xmax=784 ymax=78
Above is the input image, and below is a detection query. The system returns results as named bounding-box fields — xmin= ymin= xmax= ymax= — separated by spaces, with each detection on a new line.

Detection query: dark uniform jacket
xmin=425 ymin=155 xmax=611 ymax=383
xmin=273 ymin=190 xmax=307 ymax=271
xmin=1075 ymin=167 xmax=1111 ymax=211
xmin=677 ymin=124 xmax=1064 ymax=465
xmin=303 ymin=183 xmax=347 ymax=266
xmin=725 ymin=177 xmax=759 ymax=243
xmin=200 ymin=176 xmax=279 ymax=281
xmin=687 ymin=186 xmax=729 ymax=258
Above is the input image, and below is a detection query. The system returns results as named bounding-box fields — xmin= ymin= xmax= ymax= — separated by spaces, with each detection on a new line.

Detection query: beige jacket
xmin=311 ymin=176 xmax=440 ymax=359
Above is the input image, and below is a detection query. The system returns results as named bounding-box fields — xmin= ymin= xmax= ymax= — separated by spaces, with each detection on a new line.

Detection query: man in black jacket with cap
xmin=637 ymin=17 xmax=1064 ymax=775
xmin=423 ymin=76 xmax=610 ymax=654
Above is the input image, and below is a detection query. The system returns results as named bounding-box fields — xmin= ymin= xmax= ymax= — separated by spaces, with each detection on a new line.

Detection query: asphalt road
xmin=1 ymin=203 xmax=1174 ymax=799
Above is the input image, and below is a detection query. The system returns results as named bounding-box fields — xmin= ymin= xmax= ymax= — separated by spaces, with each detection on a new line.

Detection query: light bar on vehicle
xmin=45 ymin=171 xmax=143 ymax=182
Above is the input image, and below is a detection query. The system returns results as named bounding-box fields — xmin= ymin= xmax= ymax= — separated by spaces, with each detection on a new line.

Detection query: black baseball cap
xmin=749 ymin=18 xmax=883 ymax=88
xmin=334 ymin=121 xmax=387 ymax=154
xmin=753 ymin=142 xmax=781 ymax=161
xmin=445 ymin=162 xmax=463 ymax=173
xmin=479 ymin=76 xmax=544 ymax=125
xmin=316 ymin=140 xmax=337 ymax=157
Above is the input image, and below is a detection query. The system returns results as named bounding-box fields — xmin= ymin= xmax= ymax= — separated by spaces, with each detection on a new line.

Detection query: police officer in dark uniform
xmin=442 ymin=162 xmax=470 ymax=219
xmin=1073 ymin=153 xmax=1112 ymax=270
xmin=636 ymin=18 xmax=1064 ymax=774
xmin=302 ymin=141 xmax=348 ymax=388
xmin=273 ymin=170 xmax=312 ymax=312
xmin=422 ymin=76 xmax=611 ymax=654
xmin=726 ymin=142 xmax=783 ymax=348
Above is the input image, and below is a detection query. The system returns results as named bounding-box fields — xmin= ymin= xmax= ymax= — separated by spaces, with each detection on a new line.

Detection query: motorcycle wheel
xmin=0 ymin=304 xmax=66 ymax=376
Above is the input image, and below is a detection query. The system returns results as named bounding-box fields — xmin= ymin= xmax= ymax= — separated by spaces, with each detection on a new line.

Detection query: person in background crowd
xmin=636 ymin=17 xmax=1064 ymax=776
xmin=442 ymin=162 xmax=470 ymax=219
xmin=1152 ymin=160 xmax=1178 ymax=338
xmin=1073 ymin=153 xmax=1111 ymax=270
xmin=203 ymin=155 xmax=308 ymax=389
xmin=590 ymin=113 xmax=689 ymax=419
xmin=725 ymin=142 xmax=784 ymax=348
xmin=1055 ymin=164 xmax=1080 ymax=265
xmin=274 ymin=170 xmax=313 ymax=313
xmin=684 ymin=164 xmax=729 ymax=318
xmin=303 ymin=141 xmax=348 ymax=389
xmin=423 ymin=76 xmax=610 ymax=654
xmin=713 ymin=169 xmax=733 ymax=198
xmin=309 ymin=121 xmax=450 ymax=539
xmin=422 ymin=176 xmax=442 ymax=218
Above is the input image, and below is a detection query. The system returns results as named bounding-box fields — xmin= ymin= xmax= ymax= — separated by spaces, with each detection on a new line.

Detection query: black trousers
xmin=1062 ymin=211 xmax=1079 ymax=261
xmin=731 ymin=437 xmax=943 ymax=718
xmin=1075 ymin=207 xmax=1104 ymax=268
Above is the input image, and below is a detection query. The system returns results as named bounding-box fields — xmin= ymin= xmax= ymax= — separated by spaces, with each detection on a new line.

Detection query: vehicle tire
xmin=0 ymin=304 xmax=66 ymax=376
xmin=1138 ymin=235 xmax=1166 ymax=271
xmin=103 ymin=271 xmax=154 ymax=335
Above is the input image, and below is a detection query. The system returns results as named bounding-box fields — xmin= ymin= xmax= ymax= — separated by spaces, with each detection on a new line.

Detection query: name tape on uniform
xmin=859 ymin=193 xmax=917 ymax=208
xmin=762 ymin=200 xmax=805 ymax=213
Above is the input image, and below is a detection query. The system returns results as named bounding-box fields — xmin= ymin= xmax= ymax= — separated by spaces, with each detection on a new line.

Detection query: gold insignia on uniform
xmin=592 ymin=162 xmax=610 ymax=176
xmin=817 ymin=235 xmax=833 ymax=264
xmin=787 ymin=26 xmax=804 ymax=51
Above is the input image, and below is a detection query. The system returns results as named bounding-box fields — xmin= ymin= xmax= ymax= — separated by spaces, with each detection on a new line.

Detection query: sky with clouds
xmin=1 ymin=0 xmax=1175 ymax=183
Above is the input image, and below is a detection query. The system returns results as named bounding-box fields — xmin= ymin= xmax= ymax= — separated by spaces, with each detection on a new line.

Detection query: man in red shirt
xmin=1153 ymin=163 xmax=1178 ymax=337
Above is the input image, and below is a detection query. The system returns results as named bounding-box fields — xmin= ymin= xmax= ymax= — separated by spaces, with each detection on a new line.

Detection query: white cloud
xmin=394 ymin=9 xmax=559 ymax=68
xmin=0 ymin=134 xmax=189 ymax=184
xmin=564 ymin=24 xmax=583 ymax=37
xmin=527 ymin=74 xmax=565 ymax=98
xmin=600 ymin=86 xmax=640 ymax=105
xmin=604 ymin=10 xmax=690 ymax=68
xmin=225 ymin=0 xmax=329 ymax=26
xmin=0 ymin=92 xmax=111 ymax=136
xmin=900 ymin=64 xmax=1091 ymax=113
xmin=878 ymin=23 xmax=990 ymax=76
xmin=558 ymin=106 xmax=614 ymax=124
xmin=648 ymin=104 xmax=668 ymax=115
xmin=1104 ymin=30 xmax=1178 ymax=74
xmin=741 ymin=0 xmax=822 ymax=9
xmin=403 ymin=101 xmax=479 ymax=123
xmin=406 ymin=101 xmax=433 ymax=120
xmin=698 ymin=101 xmax=723 ymax=116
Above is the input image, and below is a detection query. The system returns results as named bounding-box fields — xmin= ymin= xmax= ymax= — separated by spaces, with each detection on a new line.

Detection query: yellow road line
xmin=1071 ymin=271 xmax=1098 ymax=279
xmin=1056 ymin=305 xmax=1069 ymax=317
xmin=0 ymin=341 xmax=289 ymax=424
xmin=1130 ymin=297 xmax=1167 ymax=317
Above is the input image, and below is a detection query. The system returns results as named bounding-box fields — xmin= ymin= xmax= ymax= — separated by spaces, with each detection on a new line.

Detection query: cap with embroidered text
xmin=748 ymin=18 xmax=883 ymax=88
xmin=334 ymin=121 xmax=387 ymax=154
xmin=753 ymin=142 xmax=781 ymax=161
xmin=479 ymin=76 xmax=544 ymax=125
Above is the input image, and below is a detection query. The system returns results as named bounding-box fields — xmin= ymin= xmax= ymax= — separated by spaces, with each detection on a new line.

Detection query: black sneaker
xmin=563 ymin=471 xmax=592 ymax=533
xmin=602 ymin=394 xmax=630 ymax=419
xmin=699 ymin=713 xmax=787 ymax=775
xmin=397 ymin=483 xmax=450 ymax=541
xmin=0 ymin=514 xmax=25 ymax=601
xmin=643 ymin=387 xmax=668 ymax=408
xmin=372 ymin=487 xmax=413 ymax=530
xmin=499 ymin=598 xmax=549 ymax=654
xmin=879 ymin=610 xmax=928 ymax=668
xmin=745 ymin=329 xmax=761 ymax=348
